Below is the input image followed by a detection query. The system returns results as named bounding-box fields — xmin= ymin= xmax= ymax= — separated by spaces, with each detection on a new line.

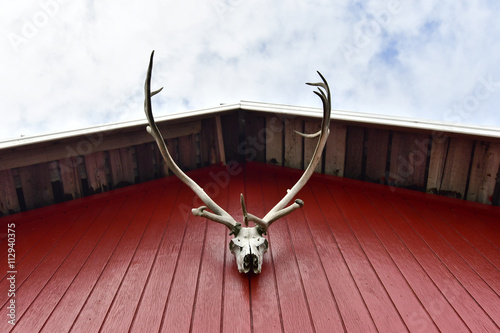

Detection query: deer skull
xmin=230 ymin=227 xmax=268 ymax=274
xmin=144 ymin=50 xmax=331 ymax=274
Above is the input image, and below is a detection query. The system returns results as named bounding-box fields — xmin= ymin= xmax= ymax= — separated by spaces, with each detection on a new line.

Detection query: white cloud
xmin=1 ymin=0 xmax=499 ymax=140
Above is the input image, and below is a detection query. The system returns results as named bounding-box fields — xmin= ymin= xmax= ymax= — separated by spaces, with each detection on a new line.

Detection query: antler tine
xmin=255 ymin=71 xmax=331 ymax=233
xmin=144 ymin=51 xmax=239 ymax=233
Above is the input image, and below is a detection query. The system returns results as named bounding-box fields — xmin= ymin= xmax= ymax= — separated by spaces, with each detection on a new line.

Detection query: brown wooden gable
xmin=1 ymin=102 xmax=499 ymax=216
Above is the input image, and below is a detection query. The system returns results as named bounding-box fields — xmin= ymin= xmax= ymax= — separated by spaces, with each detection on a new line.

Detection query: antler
xmin=144 ymin=51 xmax=240 ymax=234
xmin=244 ymin=71 xmax=332 ymax=233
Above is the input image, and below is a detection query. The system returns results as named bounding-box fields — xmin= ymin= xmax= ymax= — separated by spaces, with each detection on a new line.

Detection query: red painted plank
xmin=409 ymin=200 xmax=500 ymax=297
xmin=336 ymin=185 xmax=439 ymax=332
xmin=41 ymin=189 xmax=164 ymax=332
xmin=221 ymin=169 xmax=252 ymax=333
xmin=275 ymin=174 xmax=345 ymax=333
xmin=258 ymin=168 xmax=314 ymax=333
xmin=434 ymin=207 xmax=500 ymax=270
xmin=159 ymin=201 xmax=207 ymax=331
xmin=0 ymin=203 xmax=105 ymax=333
xmin=70 ymin=189 xmax=161 ymax=332
xmin=452 ymin=209 xmax=500 ymax=249
xmin=391 ymin=198 xmax=500 ymax=329
xmin=299 ymin=182 xmax=374 ymax=332
xmin=129 ymin=183 xmax=194 ymax=333
xmin=100 ymin=184 xmax=180 ymax=332
xmin=0 ymin=211 xmax=79 ymax=302
xmin=245 ymin=166 xmax=283 ymax=333
xmin=1 ymin=163 xmax=499 ymax=333
xmin=191 ymin=173 xmax=231 ymax=333
xmin=370 ymin=192 xmax=497 ymax=332
xmin=360 ymin=191 xmax=469 ymax=332
xmin=159 ymin=172 xmax=228 ymax=332
xmin=0 ymin=214 xmax=58 ymax=268
xmin=310 ymin=182 xmax=406 ymax=332
xmin=389 ymin=195 xmax=499 ymax=329
xmin=12 ymin=197 xmax=128 ymax=333
xmin=345 ymin=186 xmax=439 ymax=332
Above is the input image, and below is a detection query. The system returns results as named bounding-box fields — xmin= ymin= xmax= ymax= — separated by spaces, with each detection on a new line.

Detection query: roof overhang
xmin=2 ymin=100 xmax=500 ymax=150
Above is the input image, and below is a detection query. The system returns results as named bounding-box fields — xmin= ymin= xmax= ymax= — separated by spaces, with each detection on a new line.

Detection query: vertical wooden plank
xmin=136 ymin=143 xmax=156 ymax=182
xmin=244 ymin=113 xmax=266 ymax=163
xmin=200 ymin=118 xmax=216 ymax=167
xmin=284 ymin=117 xmax=303 ymax=169
xmin=494 ymin=180 xmax=500 ymax=207
xmin=221 ymin=113 xmax=239 ymax=162
xmin=69 ymin=192 xmax=153 ymax=333
xmin=58 ymin=156 xmax=83 ymax=200
xmin=369 ymin=194 xmax=487 ymax=332
xmin=467 ymin=142 xmax=500 ymax=204
xmin=0 ymin=169 xmax=20 ymax=215
xmin=257 ymin=168 xmax=311 ymax=332
xmin=389 ymin=132 xmax=430 ymax=189
xmin=109 ymin=148 xmax=136 ymax=187
xmin=304 ymin=119 xmax=322 ymax=173
xmin=426 ymin=134 xmax=449 ymax=194
xmin=347 ymin=188 xmax=439 ymax=332
xmin=178 ymin=134 xmax=197 ymax=170
xmin=190 ymin=172 xmax=228 ymax=333
xmin=265 ymin=115 xmax=284 ymax=166
xmin=221 ymin=171 xmax=252 ymax=333
xmin=275 ymin=176 xmax=346 ymax=332
xmin=439 ymin=137 xmax=473 ymax=199
xmin=129 ymin=184 xmax=190 ymax=333
xmin=109 ymin=149 xmax=124 ymax=186
xmin=325 ymin=123 xmax=347 ymax=177
xmin=161 ymin=139 xmax=179 ymax=176
xmin=215 ymin=115 xmax=226 ymax=165
xmin=84 ymin=151 xmax=109 ymax=194
xmin=364 ymin=128 xmax=389 ymax=183
xmin=389 ymin=196 xmax=500 ymax=331
xmin=48 ymin=161 xmax=60 ymax=182
xmin=18 ymin=163 xmax=54 ymax=210
xmin=344 ymin=126 xmax=365 ymax=180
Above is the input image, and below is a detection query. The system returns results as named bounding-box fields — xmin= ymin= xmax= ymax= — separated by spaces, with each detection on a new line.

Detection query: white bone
xmin=144 ymin=51 xmax=331 ymax=273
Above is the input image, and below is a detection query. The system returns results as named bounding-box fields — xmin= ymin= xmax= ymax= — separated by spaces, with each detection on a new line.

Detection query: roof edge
xmin=240 ymin=101 xmax=500 ymax=139
xmin=2 ymin=100 xmax=500 ymax=150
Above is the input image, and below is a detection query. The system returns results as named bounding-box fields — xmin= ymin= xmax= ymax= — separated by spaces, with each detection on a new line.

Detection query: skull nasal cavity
xmin=244 ymin=254 xmax=251 ymax=268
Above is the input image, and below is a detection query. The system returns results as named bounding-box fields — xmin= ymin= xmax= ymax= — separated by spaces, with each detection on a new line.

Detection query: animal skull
xmin=230 ymin=227 xmax=269 ymax=274
xmin=143 ymin=50 xmax=331 ymax=274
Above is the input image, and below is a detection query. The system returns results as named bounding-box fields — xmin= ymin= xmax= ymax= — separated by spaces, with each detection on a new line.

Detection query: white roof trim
xmin=1 ymin=101 xmax=499 ymax=149
xmin=0 ymin=103 xmax=239 ymax=149
xmin=241 ymin=101 xmax=500 ymax=139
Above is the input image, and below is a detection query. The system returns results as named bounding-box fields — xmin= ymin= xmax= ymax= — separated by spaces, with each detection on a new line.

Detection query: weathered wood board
xmin=344 ymin=126 xmax=365 ymax=180
xmin=18 ymin=163 xmax=54 ymax=210
xmin=265 ymin=115 xmax=284 ymax=166
xmin=0 ymin=169 xmax=20 ymax=215
xmin=325 ymin=123 xmax=347 ymax=177
xmin=284 ymin=118 xmax=303 ymax=169
xmin=467 ymin=142 xmax=500 ymax=204
xmin=364 ymin=128 xmax=390 ymax=183
xmin=389 ymin=132 xmax=430 ymax=189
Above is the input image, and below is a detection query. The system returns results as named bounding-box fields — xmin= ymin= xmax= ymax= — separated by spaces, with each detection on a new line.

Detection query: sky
xmin=1 ymin=0 xmax=500 ymax=140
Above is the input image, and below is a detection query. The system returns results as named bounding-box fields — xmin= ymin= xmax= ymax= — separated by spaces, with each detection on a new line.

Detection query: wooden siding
xmin=0 ymin=118 xmax=222 ymax=216
xmin=1 ymin=163 xmax=499 ymax=332
xmin=262 ymin=113 xmax=500 ymax=206
xmin=1 ymin=108 xmax=499 ymax=216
